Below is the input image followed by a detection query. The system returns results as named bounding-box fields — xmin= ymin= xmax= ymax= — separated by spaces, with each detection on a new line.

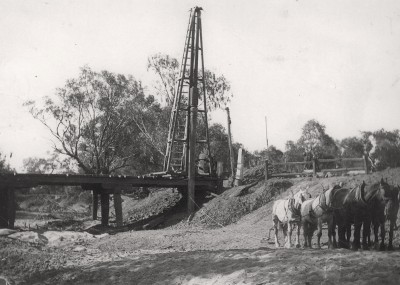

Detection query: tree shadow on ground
xmin=26 ymin=248 xmax=277 ymax=285
xmin=25 ymin=248 xmax=400 ymax=285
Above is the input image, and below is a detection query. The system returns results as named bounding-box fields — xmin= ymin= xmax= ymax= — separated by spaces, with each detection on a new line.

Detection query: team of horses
xmin=269 ymin=178 xmax=400 ymax=250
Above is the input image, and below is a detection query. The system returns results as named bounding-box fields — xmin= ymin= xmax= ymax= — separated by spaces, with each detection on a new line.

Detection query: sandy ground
xmin=2 ymin=208 xmax=400 ymax=285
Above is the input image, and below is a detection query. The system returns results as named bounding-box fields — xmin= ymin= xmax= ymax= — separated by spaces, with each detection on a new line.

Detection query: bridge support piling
xmin=114 ymin=191 xmax=123 ymax=227
xmin=7 ymin=187 xmax=15 ymax=229
xmin=100 ymin=192 xmax=110 ymax=226
xmin=0 ymin=186 xmax=15 ymax=229
xmin=0 ymin=186 xmax=8 ymax=228
xmin=92 ymin=189 xmax=99 ymax=220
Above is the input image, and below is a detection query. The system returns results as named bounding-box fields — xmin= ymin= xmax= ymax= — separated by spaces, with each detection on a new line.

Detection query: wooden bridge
xmin=0 ymin=173 xmax=221 ymax=229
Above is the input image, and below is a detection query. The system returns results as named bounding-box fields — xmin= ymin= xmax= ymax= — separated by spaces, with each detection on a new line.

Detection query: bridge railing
xmin=264 ymin=155 xmax=368 ymax=180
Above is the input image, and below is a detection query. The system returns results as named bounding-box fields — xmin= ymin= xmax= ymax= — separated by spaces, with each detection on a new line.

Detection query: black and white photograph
xmin=1 ymin=1 xmax=400 ymax=284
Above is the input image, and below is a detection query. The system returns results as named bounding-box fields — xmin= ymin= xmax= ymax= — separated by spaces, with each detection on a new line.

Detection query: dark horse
xmin=378 ymin=184 xmax=399 ymax=250
xmin=335 ymin=179 xmax=397 ymax=250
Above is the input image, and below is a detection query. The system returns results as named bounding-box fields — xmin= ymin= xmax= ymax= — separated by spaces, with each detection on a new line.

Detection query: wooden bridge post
xmin=234 ymin=148 xmax=244 ymax=187
xmin=92 ymin=188 xmax=99 ymax=220
xmin=0 ymin=185 xmax=15 ymax=229
xmin=113 ymin=190 xmax=123 ymax=227
xmin=0 ymin=186 xmax=8 ymax=228
xmin=7 ymin=187 xmax=15 ymax=229
xmin=264 ymin=159 xmax=269 ymax=182
xmin=100 ymin=191 xmax=110 ymax=226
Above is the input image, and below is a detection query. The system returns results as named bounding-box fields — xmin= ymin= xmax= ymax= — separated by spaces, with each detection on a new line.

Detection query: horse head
xmin=293 ymin=188 xmax=311 ymax=209
xmin=380 ymin=178 xmax=393 ymax=200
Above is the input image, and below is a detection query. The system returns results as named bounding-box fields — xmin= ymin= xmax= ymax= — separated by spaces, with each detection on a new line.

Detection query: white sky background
xmin=1 ymin=0 xmax=400 ymax=171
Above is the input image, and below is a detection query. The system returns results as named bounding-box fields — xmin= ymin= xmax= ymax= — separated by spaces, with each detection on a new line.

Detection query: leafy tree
xmin=297 ymin=119 xmax=339 ymax=159
xmin=284 ymin=140 xmax=304 ymax=162
xmin=208 ymin=123 xmax=231 ymax=172
xmin=25 ymin=66 xmax=166 ymax=175
xmin=147 ymin=54 xmax=179 ymax=106
xmin=147 ymin=53 xmax=233 ymax=111
xmin=339 ymin=137 xmax=365 ymax=158
xmin=203 ymin=70 xmax=232 ymax=111
xmin=255 ymin=146 xmax=284 ymax=164
xmin=362 ymin=129 xmax=400 ymax=170
xmin=23 ymin=153 xmax=73 ymax=174
xmin=0 ymin=151 xmax=12 ymax=174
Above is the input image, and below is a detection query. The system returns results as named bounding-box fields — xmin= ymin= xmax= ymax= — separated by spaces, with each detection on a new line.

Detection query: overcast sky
xmin=1 ymin=0 xmax=400 ymax=170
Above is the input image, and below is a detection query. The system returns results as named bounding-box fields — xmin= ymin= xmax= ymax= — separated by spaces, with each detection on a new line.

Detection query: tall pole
xmin=187 ymin=7 xmax=201 ymax=214
xmin=226 ymin=107 xmax=235 ymax=184
xmin=188 ymin=87 xmax=198 ymax=214
xmin=265 ymin=116 xmax=269 ymax=149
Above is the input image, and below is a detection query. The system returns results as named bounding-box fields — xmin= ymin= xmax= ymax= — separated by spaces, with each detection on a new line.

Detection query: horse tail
xmin=267 ymin=226 xmax=275 ymax=240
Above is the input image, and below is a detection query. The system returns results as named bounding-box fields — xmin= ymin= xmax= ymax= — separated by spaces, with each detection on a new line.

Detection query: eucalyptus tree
xmin=26 ymin=66 xmax=166 ymax=175
xmin=147 ymin=53 xmax=233 ymax=111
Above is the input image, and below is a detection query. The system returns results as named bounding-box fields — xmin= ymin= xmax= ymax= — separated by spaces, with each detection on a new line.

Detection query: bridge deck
xmin=0 ymin=173 xmax=219 ymax=190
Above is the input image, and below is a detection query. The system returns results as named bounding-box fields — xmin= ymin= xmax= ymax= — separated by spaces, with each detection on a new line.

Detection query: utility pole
xmin=265 ymin=116 xmax=269 ymax=150
xmin=226 ymin=107 xmax=235 ymax=185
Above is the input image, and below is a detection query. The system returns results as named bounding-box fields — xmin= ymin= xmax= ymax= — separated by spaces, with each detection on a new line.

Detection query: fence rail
xmin=264 ymin=155 xmax=368 ymax=180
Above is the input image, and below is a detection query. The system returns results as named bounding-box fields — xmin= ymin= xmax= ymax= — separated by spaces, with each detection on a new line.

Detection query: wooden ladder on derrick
xmin=163 ymin=7 xmax=212 ymax=176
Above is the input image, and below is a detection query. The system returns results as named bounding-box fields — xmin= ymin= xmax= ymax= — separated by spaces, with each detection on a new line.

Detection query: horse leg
xmin=308 ymin=225 xmax=313 ymax=249
xmin=336 ymin=215 xmax=347 ymax=248
xmin=367 ymin=225 xmax=372 ymax=248
xmin=273 ymin=218 xmax=280 ymax=248
xmin=282 ymin=223 xmax=288 ymax=247
xmin=346 ymin=223 xmax=351 ymax=247
xmin=317 ymin=218 xmax=323 ymax=249
xmin=379 ymin=221 xmax=386 ymax=251
xmin=331 ymin=216 xmax=337 ymax=249
xmin=373 ymin=221 xmax=380 ymax=250
xmin=285 ymin=222 xmax=293 ymax=248
xmin=302 ymin=222 xmax=309 ymax=248
xmin=353 ymin=218 xmax=362 ymax=250
xmin=338 ymin=224 xmax=346 ymax=248
xmin=295 ymin=222 xmax=301 ymax=248
xmin=362 ymin=219 xmax=371 ymax=250
xmin=388 ymin=218 xmax=395 ymax=250
xmin=327 ymin=216 xmax=334 ymax=249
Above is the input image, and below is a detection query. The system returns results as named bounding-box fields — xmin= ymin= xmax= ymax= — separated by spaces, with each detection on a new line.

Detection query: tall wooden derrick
xmin=163 ymin=7 xmax=213 ymax=213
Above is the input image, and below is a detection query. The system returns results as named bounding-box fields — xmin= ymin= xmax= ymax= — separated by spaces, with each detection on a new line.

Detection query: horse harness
xmin=287 ymin=197 xmax=301 ymax=217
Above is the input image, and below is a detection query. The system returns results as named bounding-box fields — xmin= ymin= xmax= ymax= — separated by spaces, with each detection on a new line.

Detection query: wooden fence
xmin=264 ymin=155 xmax=369 ymax=180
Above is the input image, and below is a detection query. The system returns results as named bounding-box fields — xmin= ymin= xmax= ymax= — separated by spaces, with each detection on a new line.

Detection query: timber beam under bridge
xmin=0 ymin=173 xmax=220 ymax=229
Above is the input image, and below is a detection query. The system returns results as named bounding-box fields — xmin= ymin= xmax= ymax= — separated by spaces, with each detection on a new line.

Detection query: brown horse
xmin=338 ymin=179 xmax=395 ymax=250
xmin=371 ymin=184 xmax=399 ymax=250
xmin=331 ymin=187 xmax=353 ymax=248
